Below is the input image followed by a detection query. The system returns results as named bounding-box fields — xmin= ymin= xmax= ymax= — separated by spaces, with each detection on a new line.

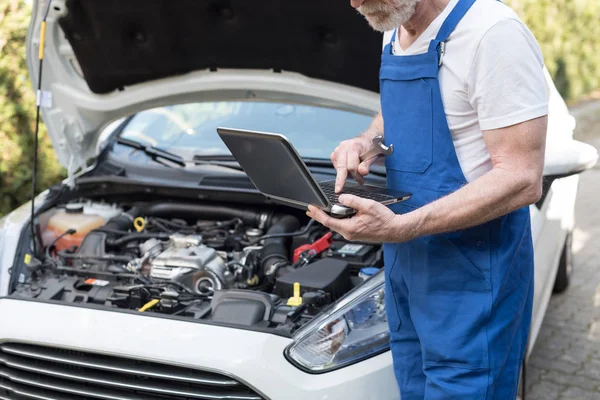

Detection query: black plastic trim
xmin=0 ymin=340 xmax=272 ymax=400
xmin=73 ymin=175 xmax=270 ymax=207
xmin=8 ymin=217 xmax=35 ymax=293
xmin=536 ymin=172 xmax=582 ymax=210
xmin=0 ymin=297 xmax=293 ymax=339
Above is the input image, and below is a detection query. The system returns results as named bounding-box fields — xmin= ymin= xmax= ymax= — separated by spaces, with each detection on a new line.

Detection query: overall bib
xmin=380 ymin=0 xmax=534 ymax=398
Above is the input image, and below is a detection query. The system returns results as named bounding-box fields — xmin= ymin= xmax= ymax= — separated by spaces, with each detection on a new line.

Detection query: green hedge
xmin=0 ymin=0 xmax=598 ymax=217
xmin=507 ymin=0 xmax=600 ymax=101
xmin=0 ymin=1 xmax=65 ymax=217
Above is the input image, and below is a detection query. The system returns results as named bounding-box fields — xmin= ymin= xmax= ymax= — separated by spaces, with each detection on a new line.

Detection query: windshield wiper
xmin=192 ymin=155 xmax=245 ymax=171
xmin=116 ymin=137 xmax=186 ymax=167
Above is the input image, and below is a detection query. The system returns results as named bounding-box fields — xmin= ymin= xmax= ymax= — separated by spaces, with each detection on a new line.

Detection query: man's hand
xmin=331 ymin=112 xmax=384 ymax=193
xmin=331 ymin=137 xmax=377 ymax=192
xmin=307 ymin=194 xmax=416 ymax=243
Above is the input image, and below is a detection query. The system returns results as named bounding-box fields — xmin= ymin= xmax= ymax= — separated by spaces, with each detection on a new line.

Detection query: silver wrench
xmin=359 ymin=135 xmax=394 ymax=162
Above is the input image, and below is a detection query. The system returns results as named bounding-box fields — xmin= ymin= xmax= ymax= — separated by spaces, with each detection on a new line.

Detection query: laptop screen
xmin=217 ymin=128 xmax=329 ymax=209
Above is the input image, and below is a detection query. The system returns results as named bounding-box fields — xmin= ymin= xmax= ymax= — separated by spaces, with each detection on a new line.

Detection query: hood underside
xmin=57 ymin=0 xmax=382 ymax=95
xmin=27 ymin=0 xmax=382 ymax=174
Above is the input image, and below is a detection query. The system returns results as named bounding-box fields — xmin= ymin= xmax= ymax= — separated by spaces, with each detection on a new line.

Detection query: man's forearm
xmin=360 ymin=111 xmax=384 ymax=140
xmin=389 ymin=115 xmax=547 ymax=241
xmin=393 ymin=166 xmax=542 ymax=241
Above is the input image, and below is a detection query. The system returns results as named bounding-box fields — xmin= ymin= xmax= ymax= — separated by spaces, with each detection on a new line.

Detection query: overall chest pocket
xmin=380 ymin=76 xmax=434 ymax=174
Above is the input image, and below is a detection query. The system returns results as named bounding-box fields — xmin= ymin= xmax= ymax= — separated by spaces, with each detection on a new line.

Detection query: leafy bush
xmin=0 ymin=0 xmax=64 ymax=217
xmin=507 ymin=0 xmax=600 ymax=101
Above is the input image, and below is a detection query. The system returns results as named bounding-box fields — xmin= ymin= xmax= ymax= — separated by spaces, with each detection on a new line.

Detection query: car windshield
xmin=117 ymin=101 xmax=374 ymax=161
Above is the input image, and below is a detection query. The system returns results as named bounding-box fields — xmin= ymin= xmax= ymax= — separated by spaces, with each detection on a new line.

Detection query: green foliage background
xmin=507 ymin=0 xmax=600 ymax=101
xmin=0 ymin=0 xmax=599 ymax=217
xmin=0 ymin=0 xmax=64 ymax=217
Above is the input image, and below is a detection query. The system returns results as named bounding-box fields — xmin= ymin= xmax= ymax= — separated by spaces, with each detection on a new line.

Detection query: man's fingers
xmin=346 ymin=149 xmax=364 ymax=185
xmin=338 ymin=194 xmax=375 ymax=212
xmin=353 ymin=174 xmax=365 ymax=185
xmin=357 ymin=157 xmax=375 ymax=177
xmin=347 ymin=148 xmax=359 ymax=173
xmin=350 ymin=167 xmax=365 ymax=185
xmin=335 ymin=166 xmax=348 ymax=193
xmin=335 ymin=154 xmax=348 ymax=193
xmin=307 ymin=205 xmax=346 ymax=232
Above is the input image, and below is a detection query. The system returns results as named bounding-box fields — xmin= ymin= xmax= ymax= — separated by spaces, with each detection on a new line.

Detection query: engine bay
xmin=11 ymin=199 xmax=383 ymax=334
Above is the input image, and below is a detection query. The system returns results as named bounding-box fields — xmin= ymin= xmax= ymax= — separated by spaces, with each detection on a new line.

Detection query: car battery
xmin=327 ymin=241 xmax=380 ymax=272
xmin=274 ymin=258 xmax=351 ymax=301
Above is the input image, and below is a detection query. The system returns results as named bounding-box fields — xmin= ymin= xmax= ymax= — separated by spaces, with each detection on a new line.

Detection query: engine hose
xmin=106 ymin=233 xmax=171 ymax=247
xmin=260 ymin=215 xmax=300 ymax=281
xmin=93 ymin=228 xmax=133 ymax=236
xmin=246 ymin=219 xmax=316 ymax=245
xmin=137 ymin=203 xmax=270 ymax=227
xmin=57 ymin=250 xmax=133 ymax=262
xmin=103 ymin=207 xmax=141 ymax=232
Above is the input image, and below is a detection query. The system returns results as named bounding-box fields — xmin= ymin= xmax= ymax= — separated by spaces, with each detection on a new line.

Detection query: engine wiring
xmin=45 ymin=228 xmax=76 ymax=267
xmin=245 ymin=219 xmax=317 ymax=245
xmin=56 ymin=251 xmax=134 ymax=263
xmin=39 ymin=212 xmax=318 ymax=305
xmin=138 ymin=299 xmax=160 ymax=312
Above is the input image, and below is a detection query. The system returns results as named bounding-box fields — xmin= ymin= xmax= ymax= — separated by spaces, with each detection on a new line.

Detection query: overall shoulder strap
xmin=428 ymin=0 xmax=477 ymax=61
xmin=386 ymin=29 xmax=398 ymax=54
xmin=435 ymin=0 xmax=477 ymax=43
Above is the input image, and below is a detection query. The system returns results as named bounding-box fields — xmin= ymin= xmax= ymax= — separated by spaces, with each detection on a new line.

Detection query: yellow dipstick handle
xmin=139 ymin=299 xmax=160 ymax=312
xmin=133 ymin=217 xmax=146 ymax=232
xmin=287 ymin=282 xmax=303 ymax=307
xmin=39 ymin=21 xmax=47 ymax=60
xmin=247 ymin=275 xmax=260 ymax=286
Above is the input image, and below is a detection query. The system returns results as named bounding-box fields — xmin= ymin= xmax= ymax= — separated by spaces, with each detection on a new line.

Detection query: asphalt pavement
xmin=525 ymin=102 xmax=600 ymax=399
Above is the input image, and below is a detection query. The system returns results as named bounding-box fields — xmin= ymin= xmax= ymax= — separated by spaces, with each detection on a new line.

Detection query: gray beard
xmin=358 ymin=0 xmax=421 ymax=32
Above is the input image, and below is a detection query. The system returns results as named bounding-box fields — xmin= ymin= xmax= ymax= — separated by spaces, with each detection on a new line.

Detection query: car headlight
xmin=285 ymin=270 xmax=389 ymax=373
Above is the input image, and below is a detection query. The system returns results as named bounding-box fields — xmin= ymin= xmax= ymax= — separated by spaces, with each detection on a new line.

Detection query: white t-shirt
xmin=382 ymin=0 xmax=549 ymax=182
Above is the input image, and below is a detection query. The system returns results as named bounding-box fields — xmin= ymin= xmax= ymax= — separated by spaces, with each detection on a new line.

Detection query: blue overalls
xmin=380 ymin=0 xmax=534 ymax=398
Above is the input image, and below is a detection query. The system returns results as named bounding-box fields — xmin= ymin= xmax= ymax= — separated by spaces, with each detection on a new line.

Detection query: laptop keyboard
xmin=319 ymin=181 xmax=396 ymax=204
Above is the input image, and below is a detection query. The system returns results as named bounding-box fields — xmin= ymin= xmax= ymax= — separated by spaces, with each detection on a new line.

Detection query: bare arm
xmin=361 ymin=111 xmax=384 ymax=140
xmin=394 ymin=115 xmax=547 ymax=240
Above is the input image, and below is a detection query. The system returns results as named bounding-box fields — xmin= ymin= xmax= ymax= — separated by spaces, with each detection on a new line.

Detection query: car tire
xmin=553 ymin=231 xmax=573 ymax=294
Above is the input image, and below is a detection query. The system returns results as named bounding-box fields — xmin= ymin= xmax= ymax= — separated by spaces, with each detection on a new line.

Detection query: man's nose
xmin=350 ymin=0 xmax=365 ymax=9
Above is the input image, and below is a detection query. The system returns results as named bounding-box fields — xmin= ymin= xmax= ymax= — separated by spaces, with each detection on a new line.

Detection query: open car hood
xmin=27 ymin=0 xmax=597 ymax=182
xmin=26 ymin=0 xmax=383 ymax=176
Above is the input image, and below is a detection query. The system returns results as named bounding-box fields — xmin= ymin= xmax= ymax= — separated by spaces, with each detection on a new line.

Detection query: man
xmin=306 ymin=0 xmax=548 ymax=398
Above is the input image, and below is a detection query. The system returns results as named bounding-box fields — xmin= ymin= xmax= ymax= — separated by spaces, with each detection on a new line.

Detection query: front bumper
xmin=0 ymin=298 xmax=399 ymax=399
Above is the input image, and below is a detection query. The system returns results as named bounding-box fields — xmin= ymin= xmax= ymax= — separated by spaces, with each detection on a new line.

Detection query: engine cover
xmin=149 ymin=235 xmax=232 ymax=294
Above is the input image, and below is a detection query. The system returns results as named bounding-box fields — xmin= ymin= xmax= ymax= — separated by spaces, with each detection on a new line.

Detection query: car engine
xmin=12 ymin=200 xmax=383 ymax=333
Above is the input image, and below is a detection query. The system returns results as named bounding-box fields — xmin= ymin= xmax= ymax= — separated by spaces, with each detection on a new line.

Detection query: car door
xmin=527 ymin=68 xmax=598 ymax=357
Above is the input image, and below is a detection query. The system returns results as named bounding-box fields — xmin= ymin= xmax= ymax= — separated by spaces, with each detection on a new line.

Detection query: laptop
xmin=216 ymin=127 xmax=412 ymax=217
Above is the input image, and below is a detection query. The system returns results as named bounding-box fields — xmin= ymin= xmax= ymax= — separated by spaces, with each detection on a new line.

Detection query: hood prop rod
xmin=30 ymin=0 xmax=53 ymax=257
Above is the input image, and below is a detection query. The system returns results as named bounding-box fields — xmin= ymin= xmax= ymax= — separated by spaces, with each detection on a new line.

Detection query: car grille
xmin=0 ymin=343 xmax=264 ymax=400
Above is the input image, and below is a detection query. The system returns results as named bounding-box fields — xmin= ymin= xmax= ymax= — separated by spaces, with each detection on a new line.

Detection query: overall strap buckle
xmin=438 ymin=41 xmax=446 ymax=67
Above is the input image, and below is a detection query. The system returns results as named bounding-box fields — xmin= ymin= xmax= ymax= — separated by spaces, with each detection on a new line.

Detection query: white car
xmin=0 ymin=1 xmax=597 ymax=399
